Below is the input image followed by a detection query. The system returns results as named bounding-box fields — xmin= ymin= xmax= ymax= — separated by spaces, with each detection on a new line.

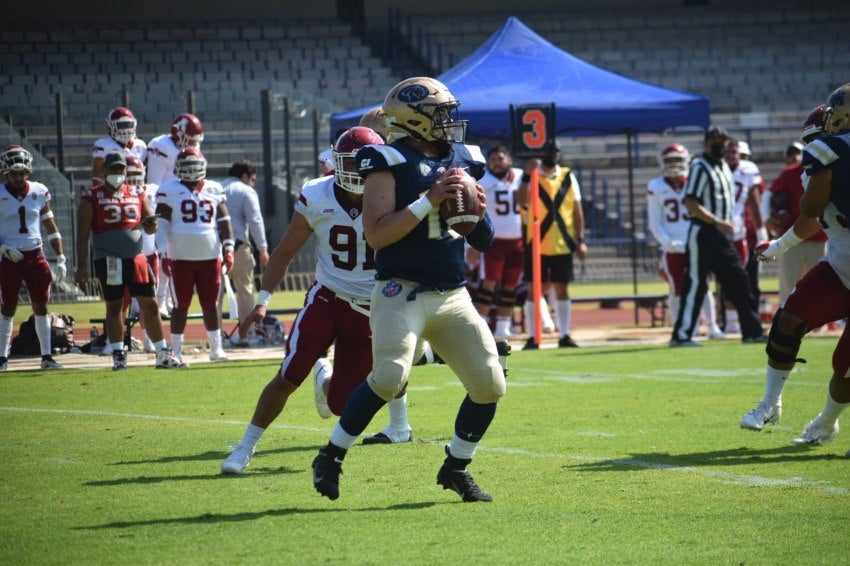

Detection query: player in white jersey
xmin=471 ymin=146 xmax=524 ymax=339
xmin=740 ymin=83 xmax=850 ymax=447
xmin=221 ymin=127 xmax=414 ymax=475
xmin=0 ymin=145 xmax=66 ymax=370
xmin=155 ymin=147 xmax=232 ymax=364
xmin=146 ymin=113 xmax=204 ymax=187
xmin=647 ymin=144 xmax=723 ymax=338
xmin=92 ymin=107 xmax=147 ymax=186
xmin=126 ymin=156 xmax=161 ymax=352
xmin=723 ymin=139 xmax=766 ymax=333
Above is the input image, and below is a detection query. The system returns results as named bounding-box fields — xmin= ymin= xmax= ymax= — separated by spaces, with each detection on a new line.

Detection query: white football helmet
xmin=658 ymin=143 xmax=690 ymax=178
xmin=175 ymin=147 xmax=207 ymax=182
xmin=333 ymin=126 xmax=385 ymax=194
xmin=823 ymin=83 xmax=850 ymax=135
xmin=106 ymin=107 xmax=137 ymax=145
xmin=383 ymin=77 xmax=467 ymax=144
xmin=1 ymin=145 xmax=33 ymax=174
xmin=126 ymin=155 xmax=145 ymax=186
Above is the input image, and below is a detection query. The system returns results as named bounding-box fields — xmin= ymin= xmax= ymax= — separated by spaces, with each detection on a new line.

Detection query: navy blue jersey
xmin=356 ymin=140 xmax=493 ymax=288
xmin=803 ymin=131 xmax=850 ymax=219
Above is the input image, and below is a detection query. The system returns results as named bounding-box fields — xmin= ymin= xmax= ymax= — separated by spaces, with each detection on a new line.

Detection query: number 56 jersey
xmin=296 ymin=176 xmax=375 ymax=302
xmin=156 ymin=179 xmax=226 ymax=261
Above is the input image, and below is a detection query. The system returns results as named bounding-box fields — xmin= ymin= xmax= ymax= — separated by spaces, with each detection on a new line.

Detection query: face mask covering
xmin=106 ymin=174 xmax=126 ymax=188
xmin=709 ymin=144 xmax=725 ymax=160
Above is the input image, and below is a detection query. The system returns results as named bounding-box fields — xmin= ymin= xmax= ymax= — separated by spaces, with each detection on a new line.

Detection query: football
xmin=439 ymin=168 xmax=482 ymax=236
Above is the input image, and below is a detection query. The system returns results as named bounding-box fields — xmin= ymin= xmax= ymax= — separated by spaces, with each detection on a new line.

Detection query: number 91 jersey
xmin=295 ymin=176 xmax=375 ymax=302
xmin=156 ymin=179 xmax=226 ymax=260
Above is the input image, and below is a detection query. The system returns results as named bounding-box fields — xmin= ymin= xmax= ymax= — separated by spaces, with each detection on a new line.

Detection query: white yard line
xmin=2 ymin=405 xmax=845 ymax=494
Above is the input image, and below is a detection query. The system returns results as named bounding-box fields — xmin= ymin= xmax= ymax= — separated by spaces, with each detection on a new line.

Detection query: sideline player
xmin=0 ymin=145 xmax=66 ymax=370
xmin=311 ymin=77 xmax=505 ymax=503
xmin=647 ymin=143 xmax=724 ymax=338
xmin=92 ymin=107 xmax=147 ymax=187
xmin=74 ymin=152 xmax=181 ymax=370
xmin=220 ymin=127 xmax=414 ymax=475
xmin=155 ymin=147 xmax=233 ymax=365
xmin=740 ymin=84 xmax=850 ymax=446
xmin=471 ymin=146 xmax=524 ymax=339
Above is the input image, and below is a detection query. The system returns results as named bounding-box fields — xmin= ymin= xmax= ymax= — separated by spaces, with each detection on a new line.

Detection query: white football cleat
xmin=209 ymin=349 xmax=229 ymax=362
xmin=791 ymin=417 xmax=839 ymax=446
xmin=313 ymin=358 xmax=332 ymax=419
xmin=40 ymin=355 xmax=64 ymax=369
xmin=221 ymin=444 xmax=255 ymax=475
xmin=111 ymin=350 xmax=128 ymax=371
xmin=708 ymin=327 xmax=726 ymax=340
xmin=740 ymin=401 xmax=781 ymax=431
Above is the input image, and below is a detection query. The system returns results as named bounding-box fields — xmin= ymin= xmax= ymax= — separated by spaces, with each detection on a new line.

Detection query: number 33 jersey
xmin=0 ymin=181 xmax=51 ymax=252
xmin=156 ymin=179 xmax=226 ymax=260
xmin=296 ymin=176 xmax=375 ymax=302
xmin=80 ymin=183 xmax=146 ymax=259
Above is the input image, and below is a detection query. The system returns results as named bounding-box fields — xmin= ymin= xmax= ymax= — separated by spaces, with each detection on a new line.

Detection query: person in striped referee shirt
xmin=670 ymin=126 xmax=765 ymax=346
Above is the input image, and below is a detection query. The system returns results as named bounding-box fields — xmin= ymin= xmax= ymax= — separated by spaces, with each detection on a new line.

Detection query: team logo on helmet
xmin=397 ymin=84 xmax=430 ymax=103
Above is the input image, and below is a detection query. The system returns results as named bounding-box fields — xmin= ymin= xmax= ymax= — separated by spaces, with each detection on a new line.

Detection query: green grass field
xmin=1 ymin=334 xmax=846 ymax=565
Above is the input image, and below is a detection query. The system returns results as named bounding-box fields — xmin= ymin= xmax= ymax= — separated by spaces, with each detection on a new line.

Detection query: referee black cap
xmin=704 ymin=126 xmax=729 ymax=141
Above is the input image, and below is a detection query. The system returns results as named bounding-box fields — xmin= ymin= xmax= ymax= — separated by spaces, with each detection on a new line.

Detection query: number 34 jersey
xmin=296 ymin=176 xmax=374 ymax=302
xmin=156 ymin=179 xmax=226 ymax=261
xmin=0 ymin=181 xmax=51 ymax=252
xmin=80 ymin=183 xmax=147 ymax=259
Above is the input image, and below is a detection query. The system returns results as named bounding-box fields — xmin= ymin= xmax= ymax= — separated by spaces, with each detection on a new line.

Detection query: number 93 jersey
xmin=156 ymin=179 xmax=226 ymax=260
xmin=80 ymin=183 xmax=147 ymax=259
xmin=0 ymin=181 xmax=51 ymax=251
xmin=296 ymin=176 xmax=375 ymax=302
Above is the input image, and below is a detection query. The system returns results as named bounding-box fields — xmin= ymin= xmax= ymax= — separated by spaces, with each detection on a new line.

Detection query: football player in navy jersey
xmin=312 ymin=77 xmax=505 ymax=502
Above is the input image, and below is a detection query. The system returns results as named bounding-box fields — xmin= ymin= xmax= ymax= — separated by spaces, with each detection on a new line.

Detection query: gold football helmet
xmin=383 ymin=77 xmax=467 ymax=144
xmin=358 ymin=107 xmax=389 ymax=141
xmin=823 ymin=83 xmax=850 ymax=135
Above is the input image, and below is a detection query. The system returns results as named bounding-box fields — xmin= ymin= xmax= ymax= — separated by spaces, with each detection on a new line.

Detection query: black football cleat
xmin=558 ymin=335 xmax=579 ymax=348
xmin=436 ymin=446 xmax=493 ymax=502
xmin=312 ymin=449 xmax=343 ymax=500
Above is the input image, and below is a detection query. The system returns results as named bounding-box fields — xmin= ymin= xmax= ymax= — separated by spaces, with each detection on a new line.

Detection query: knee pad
xmin=474 ymin=286 xmax=496 ymax=307
xmin=367 ymin=358 xmax=410 ymax=401
xmin=766 ymin=308 xmax=808 ymax=364
xmin=497 ymin=287 xmax=517 ymax=309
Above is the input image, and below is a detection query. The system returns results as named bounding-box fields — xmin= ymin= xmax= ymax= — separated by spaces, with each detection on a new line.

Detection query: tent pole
xmin=626 ymin=131 xmax=638 ymax=325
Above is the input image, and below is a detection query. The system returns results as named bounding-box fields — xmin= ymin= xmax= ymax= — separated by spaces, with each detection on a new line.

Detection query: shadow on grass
xmin=564 ymin=445 xmax=845 ymax=472
xmin=109 ymin=444 xmax=321 ymax=466
xmin=83 ymin=466 xmax=301 ymax=486
xmin=73 ymin=501 xmax=438 ymax=530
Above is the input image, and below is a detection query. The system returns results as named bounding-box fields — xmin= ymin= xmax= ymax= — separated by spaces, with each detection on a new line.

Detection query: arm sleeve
xmin=245 ymin=190 xmax=268 ymax=250
xmin=466 ymin=211 xmax=495 ymax=252
xmin=646 ymin=190 xmax=670 ymax=249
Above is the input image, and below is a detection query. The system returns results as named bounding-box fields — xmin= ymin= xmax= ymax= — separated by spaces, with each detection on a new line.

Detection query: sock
xmin=725 ymin=309 xmax=739 ymax=331
xmin=448 ymin=436 xmax=479 ymax=461
xmin=540 ymin=298 xmax=555 ymax=331
xmin=208 ymin=329 xmax=222 ymax=352
xmin=387 ymin=394 xmax=410 ymax=432
xmin=143 ymin=330 xmax=154 ymax=351
xmin=818 ymin=393 xmax=850 ymax=426
xmin=153 ymin=339 xmax=167 ymax=351
xmin=556 ymin=299 xmax=572 ymax=337
xmin=34 ymin=314 xmax=52 ymax=356
xmin=0 ymin=315 xmax=13 ymax=358
xmin=239 ymin=423 xmax=265 ymax=451
xmin=421 ymin=342 xmax=436 ymax=364
xmin=455 ymin=395 xmax=497 ymax=444
xmin=494 ymin=316 xmax=511 ymax=337
xmin=668 ymin=294 xmax=680 ymax=326
xmin=112 ymin=341 xmax=124 ymax=353
xmin=172 ymin=333 xmax=184 ymax=360
xmin=329 ymin=423 xmax=360 ymax=451
xmin=524 ymin=300 xmax=536 ymax=337
xmin=763 ymin=366 xmax=791 ymax=406
xmin=702 ymin=292 xmax=718 ymax=329
xmin=336 ymin=381 xmax=387 ymax=439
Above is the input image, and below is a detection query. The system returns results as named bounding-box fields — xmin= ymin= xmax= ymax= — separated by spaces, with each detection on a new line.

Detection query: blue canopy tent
xmin=331 ymin=17 xmax=711 ymax=320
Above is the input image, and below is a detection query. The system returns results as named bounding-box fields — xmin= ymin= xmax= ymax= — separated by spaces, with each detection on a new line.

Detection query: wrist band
xmin=521 ymin=173 xmax=531 ymax=183
xmin=776 ymin=229 xmax=803 ymax=253
xmin=256 ymin=290 xmax=272 ymax=307
xmin=408 ymin=195 xmax=433 ymax=220
xmin=47 ymin=232 xmax=62 ymax=241
xmin=40 ymin=211 xmax=54 ymax=220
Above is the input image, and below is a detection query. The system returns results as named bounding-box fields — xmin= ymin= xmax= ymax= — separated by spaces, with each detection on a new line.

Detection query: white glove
xmin=666 ymin=240 xmax=686 ymax=254
xmin=0 ymin=244 xmax=24 ymax=262
xmin=55 ymin=254 xmax=67 ymax=279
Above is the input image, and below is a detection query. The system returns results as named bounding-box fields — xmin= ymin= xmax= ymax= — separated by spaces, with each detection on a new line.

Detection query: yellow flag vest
xmin=524 ymin=167 xmax=578 ymax=255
